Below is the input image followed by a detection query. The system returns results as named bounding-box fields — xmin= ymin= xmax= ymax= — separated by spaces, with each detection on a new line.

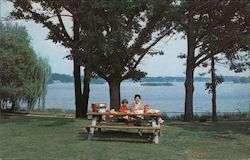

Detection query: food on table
xmin=110 ymin=109 xmax=117 ymax=113
xmin=146 ymin=108 xmax=160 ymax=113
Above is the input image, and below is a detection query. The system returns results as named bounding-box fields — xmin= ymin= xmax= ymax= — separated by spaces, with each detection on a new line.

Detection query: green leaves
xmin=0 ymin=23 xmax=51 ymax=111
xmin=75 ymin=0 xmax=176 ymax=81
xmin=205 ymin=75 xmax=224 ymax=93
xmin=9 ymin=0 xmax=177 ymax=83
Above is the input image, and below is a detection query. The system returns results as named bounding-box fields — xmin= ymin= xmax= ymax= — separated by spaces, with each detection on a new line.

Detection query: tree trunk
xmin=184 ymin=31 xmax=195 ymax=121
xmin=42 ymin=94 xmax=46 ymax=111
xmin=16 ymin=99 xmax=20 ymax=110
xmin=72 ymin=13 xmax=84 ymax=118
xmin=184 ymin=66 xmax=194 ymax=121
xmin=37 ymin=98 xmax=41 ymax=110
xmin=11 ymin=100 xmax=16 ymax=112
xmin=73 ymin=59 xmax=84 ymax=118
xmin=82 ymin=67 xmax=91 ymax=118
xmin=211 ymin=55 xmax=217 ymax=122
xmin=108 ymin=80 xmax=121 ymax=111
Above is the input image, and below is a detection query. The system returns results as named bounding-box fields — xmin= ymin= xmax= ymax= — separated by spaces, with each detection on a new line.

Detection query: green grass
xmin=162 ymin=112 xmax=250 ymax=122
xmin=0 ymin=115 xmax=249 ymax=160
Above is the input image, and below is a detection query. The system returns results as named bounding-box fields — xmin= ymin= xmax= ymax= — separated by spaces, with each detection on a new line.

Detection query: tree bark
xmin=72 ymin=13 xmax=84 ymax=118
xmin=37 ymin=98 xmax=41 ymax=110
xmin=211 ymin=54 xmax=217 ymax=122
xmin=108 ymin=80 xmax=121 ymax=111
xmin=82 ymin=67 xmax=91 ymax=118
xmin=73 ymin=59 xmax=84 ymax=118
xmin=184 ymin=65 xmax=194 ymax=121
xmin=11 ymin=100 xmax=16 ymax=112
xmin=184 ymin=30 xmax=195 ymax=121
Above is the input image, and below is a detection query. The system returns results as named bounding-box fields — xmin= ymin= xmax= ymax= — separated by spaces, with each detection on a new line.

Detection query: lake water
xmin=45 ymin=82 xmax=250 ymax=115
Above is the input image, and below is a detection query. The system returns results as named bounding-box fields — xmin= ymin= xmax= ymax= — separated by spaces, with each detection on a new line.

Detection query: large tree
xmin=0 ymin=23 xmax=51 ymax=111
xmin=9 ymin=0 xmax=92 ymax=118
xmin=176 ymin=0 xmax=249 ymax=121
xmin=76 ymin=0 xmax=177 ymax=110
xmin=199 ymin=0 xmax=249 ymax=122
xmin=204 ymin=23 xmax=249 ymax=122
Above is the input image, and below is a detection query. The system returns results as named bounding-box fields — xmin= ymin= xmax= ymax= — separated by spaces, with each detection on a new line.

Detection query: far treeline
xmin=6 ymin=0 xmax=250 ymax=121
xmin=49 ymin=73 xmax=250 ymax=84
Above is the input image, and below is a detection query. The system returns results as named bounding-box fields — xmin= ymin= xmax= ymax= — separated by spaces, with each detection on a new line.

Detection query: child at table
xmin=119 ymin=99 xmax=129 ymax=112
xmin=117 ymin=99 xmax=130 ymax=122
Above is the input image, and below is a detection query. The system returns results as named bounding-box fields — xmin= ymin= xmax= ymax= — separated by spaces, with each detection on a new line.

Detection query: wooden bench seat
xmin=83 ymin=125 xmax=161 ymax=130
xmin=83 ymin=125 xmax=161 ymax=144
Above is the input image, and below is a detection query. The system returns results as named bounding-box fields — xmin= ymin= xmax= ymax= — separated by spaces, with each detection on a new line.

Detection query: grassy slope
xmin=0 ymin=115 xmax=249 ymax=160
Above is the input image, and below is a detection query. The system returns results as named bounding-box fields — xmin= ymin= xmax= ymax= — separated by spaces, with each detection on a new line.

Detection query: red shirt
xmin=119 ymin=105 xmax=129 ymax=112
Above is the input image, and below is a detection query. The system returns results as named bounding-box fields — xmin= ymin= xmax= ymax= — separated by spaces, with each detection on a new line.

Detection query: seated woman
xmin=129 ymin=94 xmax=145 ymax=126
xmin=130 ymin=94 xmax=144 ymax=114
xmin=131 ymin=94 xmax=164 ymax=125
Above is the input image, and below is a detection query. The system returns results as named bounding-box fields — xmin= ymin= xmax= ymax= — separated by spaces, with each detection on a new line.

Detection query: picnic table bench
xmin=83 ymin=112 xmax=162 ymax=144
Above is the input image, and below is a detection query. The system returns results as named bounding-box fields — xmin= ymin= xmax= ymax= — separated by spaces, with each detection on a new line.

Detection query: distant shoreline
xmin=140 ymin=82 xmax=173 ymax=86
xmin=49 ymin=73 xmax=250 ymax=84
xmin=48 ymin=81 xmax=250 ymax=85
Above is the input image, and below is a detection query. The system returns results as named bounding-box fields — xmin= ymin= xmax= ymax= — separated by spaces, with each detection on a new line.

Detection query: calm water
xmin=45 ymin=82 xmax=250 ymax=114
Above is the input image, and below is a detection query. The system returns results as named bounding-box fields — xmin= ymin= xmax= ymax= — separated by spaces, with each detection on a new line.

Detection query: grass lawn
xmin=0 ymin=115 xmax=249 ymax=160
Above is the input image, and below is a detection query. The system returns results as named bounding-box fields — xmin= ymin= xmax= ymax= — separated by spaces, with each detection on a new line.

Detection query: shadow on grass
xmin=0 ymin=114 xmax=11 ymax=119
xmin=0 ymin=112 xmax=30 ymax=119
xmin=39 ymin=118 xmax=76 ymax=127
xmin=0 ymin=114 xmax=75 ymax=127
xmin=170 ymin=121 xmax=250 ymax=138
xmin=79 ymin=129 xmax=153 ymax=144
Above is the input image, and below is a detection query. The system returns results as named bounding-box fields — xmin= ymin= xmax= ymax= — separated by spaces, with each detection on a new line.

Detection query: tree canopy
xmin=175 ymin=0 xmax=250 ymax=121
xmin=9 ymin=0 xmax=177 ymax=110
xmin=76 ymin=1 xmax=176 ymax=80
xmin=8 ymin=0 xmax=91 ymax=117
xmin=74 ymin=0 xmax=177 ymax=109
xmin=0 ymin=23 xmax=51 ymax=111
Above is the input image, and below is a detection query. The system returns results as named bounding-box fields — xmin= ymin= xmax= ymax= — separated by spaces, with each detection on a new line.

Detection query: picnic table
xmin=83 ymin=112 xmax=162 ymax=144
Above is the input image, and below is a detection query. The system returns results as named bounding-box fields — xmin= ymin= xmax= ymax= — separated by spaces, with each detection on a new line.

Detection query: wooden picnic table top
xmin=86 ymin=112 xmax=162 ymax=117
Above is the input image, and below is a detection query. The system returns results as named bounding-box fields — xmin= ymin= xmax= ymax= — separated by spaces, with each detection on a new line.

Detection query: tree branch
xmin=53 ymin=2 xmax=72 ymax=41
xmin=122 ymin=26 xmax=175 ymax=80
xmin=195 ymin=39 xmax=235 ymax=68
xmin=45 ymin=14 xmax=73 ymax=20
xmin=22 ymin=9 xmax=70 ymax=46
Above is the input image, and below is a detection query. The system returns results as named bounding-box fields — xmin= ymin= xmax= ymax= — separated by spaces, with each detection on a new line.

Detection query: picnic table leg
xmin=153 ymin=130 xmax=160 ymax=144
xmin=97 ymin=116 xmax=102 ymax=132
xmin=88 ymin=117 xmax=97 ymax=140
xmin=85 ymin=127 xmax=91 ymax=140
xmin=138 ymin=129 xmax=143 ymax=136
xmin=152 ymin=120 xmax=160 ymax=144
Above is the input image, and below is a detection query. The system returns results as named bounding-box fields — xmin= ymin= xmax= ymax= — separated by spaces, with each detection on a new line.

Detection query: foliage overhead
xmin=75 ymin=0 xmax=177 ymax=82
xmin=176 ymin=0 xmax=250 ymax=71
xmin=9 ymin=0 xmax=177 ymax=82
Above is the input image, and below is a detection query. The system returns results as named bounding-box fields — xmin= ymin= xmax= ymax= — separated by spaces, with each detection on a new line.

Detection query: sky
xmin=1 ymin=1 xmax=249 ymax=77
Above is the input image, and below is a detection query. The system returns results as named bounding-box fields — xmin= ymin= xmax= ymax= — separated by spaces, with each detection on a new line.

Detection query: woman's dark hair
xmin=134 ymin=94 xmax=141 ymax=99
